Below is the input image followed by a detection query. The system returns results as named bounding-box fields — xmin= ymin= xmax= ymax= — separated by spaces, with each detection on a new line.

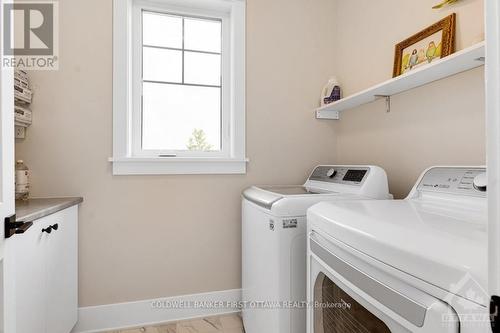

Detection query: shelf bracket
xmin=316 ymin=110 xmax=340 ymax=120
xmin=375 ymin=95 xmax=391 ymax=113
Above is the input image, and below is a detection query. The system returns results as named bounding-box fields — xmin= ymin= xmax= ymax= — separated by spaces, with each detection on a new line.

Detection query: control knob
xmin=473 ymin=172 xmax=487 ymax=192
xmin=326 ymin=168 xmax=337 ymax=178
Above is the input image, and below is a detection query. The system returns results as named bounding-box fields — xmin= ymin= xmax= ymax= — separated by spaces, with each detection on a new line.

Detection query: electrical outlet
xmin=15 ymin=126 xmax=25 ymax=139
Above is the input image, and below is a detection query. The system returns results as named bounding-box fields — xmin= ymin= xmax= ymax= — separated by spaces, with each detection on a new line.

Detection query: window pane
xmin=142 ymin=82 xmax=221 ymax=151
xmin=184 ymin=18 xmax=221 ymax=53
xmin=143 ymin=11 xmax=182 ymax=48
xmin=184 ymin=52 xmax=221 ymax=86
xmin=143 ymin=47 xmax=182 ymax=83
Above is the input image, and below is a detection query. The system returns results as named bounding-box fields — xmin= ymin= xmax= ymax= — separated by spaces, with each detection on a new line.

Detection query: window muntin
xmin=140 ymin=11 xmax=223 ymax=154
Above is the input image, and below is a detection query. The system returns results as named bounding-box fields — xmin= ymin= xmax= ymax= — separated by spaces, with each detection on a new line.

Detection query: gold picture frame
xmin=393 ymin=14 xmax=456 ymax=77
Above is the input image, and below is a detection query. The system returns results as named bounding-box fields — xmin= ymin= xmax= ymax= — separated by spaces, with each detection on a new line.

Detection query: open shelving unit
xmin=316 ymin=42 xmax=485 ymax=120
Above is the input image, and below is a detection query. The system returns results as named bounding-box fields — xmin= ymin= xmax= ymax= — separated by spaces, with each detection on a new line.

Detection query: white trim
xmin=112 ymin=0 xmax=246 ymax=175
xmin=131 ymin=1 xmax=143 ymax=158
xmin=315 ymin=42 xmax=485 ymax=118
xmin=0 ymin=0 xmax=15 ymax=242
xmin=110 ymin=157 xmax=248 ymax=174
xmin=486 ymin=0 xmax=500 ymax=297
xmin=229 ymin=0 xmax=245 ymax=158
xmin=113 ymin=0 xmax=134 ymax=159
xmin=1 ymin=1 xmax=16 ymax=331
xmin=71 ymin=289 xmax=242 ymax=333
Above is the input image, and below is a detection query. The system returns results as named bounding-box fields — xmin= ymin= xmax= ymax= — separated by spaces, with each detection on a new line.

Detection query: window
xmin=140 ymin=12 xmax=223 ymax=153
xmin=112 ymin=0 xmax=246 ymax=175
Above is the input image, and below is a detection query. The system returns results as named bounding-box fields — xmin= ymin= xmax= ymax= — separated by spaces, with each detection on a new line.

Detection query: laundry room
xmin=0 ymin=0 xmax=497 ymax=332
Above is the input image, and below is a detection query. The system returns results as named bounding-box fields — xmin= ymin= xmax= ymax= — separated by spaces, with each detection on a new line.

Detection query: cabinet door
xmin=487 ymin=0 xmax=500 ymax=320
xmin=45 ymin=206 xmax=78 ymax=333
xmin=13 ymin=215 xmax=52 ymax=333
xmin=0 ymin=5 xmax=15 ymax=331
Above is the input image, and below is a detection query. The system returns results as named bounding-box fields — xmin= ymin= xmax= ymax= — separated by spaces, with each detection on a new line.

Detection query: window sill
xmin=109 ymin=157 xmax=249 ymax=175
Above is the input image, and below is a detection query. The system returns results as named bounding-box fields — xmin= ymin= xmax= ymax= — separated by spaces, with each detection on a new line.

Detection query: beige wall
xmin=16 ymin=0 xmax=486 ymax=307
xmin=15 ymin=0 xmax=338 ymax=306
xmin=334 ymin=0 xmax=485 ymax=198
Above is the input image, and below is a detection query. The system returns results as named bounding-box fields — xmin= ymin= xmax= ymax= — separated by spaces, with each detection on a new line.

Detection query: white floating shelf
xmin=315 ymin=42 xmax=485 ymax=120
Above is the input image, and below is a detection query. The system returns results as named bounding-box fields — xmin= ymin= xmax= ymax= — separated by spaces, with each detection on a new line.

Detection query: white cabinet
xmin=44 ymin=207 xmax=78 ymax=333
xmin=13 ymin=214 xmax=47 ymax=333
xmin=13 ymin=205 xmax=78 ymax=333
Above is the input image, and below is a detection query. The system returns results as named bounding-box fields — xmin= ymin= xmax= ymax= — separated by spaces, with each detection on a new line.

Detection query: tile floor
xmin=103 ymin=313 xmax=245 ymax=333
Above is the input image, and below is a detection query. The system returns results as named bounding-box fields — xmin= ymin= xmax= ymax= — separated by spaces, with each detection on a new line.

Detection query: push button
xmin=473 ymin=172 xmax=487 ymax=192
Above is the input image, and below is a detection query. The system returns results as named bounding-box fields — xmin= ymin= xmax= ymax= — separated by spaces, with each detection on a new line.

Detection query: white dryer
xmin=307 ymin=166 xmax=488 ymax=333
xmin=242 ymin=165 xmax=392 ymax=333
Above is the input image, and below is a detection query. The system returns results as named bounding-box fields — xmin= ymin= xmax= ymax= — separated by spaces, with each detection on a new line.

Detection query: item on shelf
xmin=14 ymin=69 xmax=32 ymax=104
xmin=14 ymin=76 xmax=29 ymax=90
xmin=320 ymin=77 xmax=342 ymax=106
xmin=15 ymin=69 xmax=29 ymax=82
xmin=432 ymin=0 xmax=461 ymax=9
xmin=14 ymin=105 xmax=32 ymax=127
xmin=315 ymin=42 xmax=484 ymax=120
xmin=14 ymin=69 xmax=33 ymax=139
xmin=15 ymin=160 xmax=30 ymax=200
xmin=393 ymin=14 xmax=456 ymax=77
xmin=14 ymin=69 xmax=28 ymax=81
xmin=14 ymin=83 xmax=32 ymax=104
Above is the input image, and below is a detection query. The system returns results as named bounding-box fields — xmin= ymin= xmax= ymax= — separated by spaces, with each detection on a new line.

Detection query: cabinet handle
xmin=51 ymin=224 xmax=59 ymax=231
xmin=42 ymin=226 xmax=52 ymax=234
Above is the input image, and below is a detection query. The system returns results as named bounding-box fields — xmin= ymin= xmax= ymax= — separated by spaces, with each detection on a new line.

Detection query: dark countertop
xmin=16 ymin=197 xmax=83 ymax=222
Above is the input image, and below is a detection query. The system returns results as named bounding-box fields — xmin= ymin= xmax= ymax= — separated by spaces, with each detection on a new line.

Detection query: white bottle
xmin=320 ymin=77 xmax=341 ymax=106
xmin=15 ymin=160 xmax=29 ymax=200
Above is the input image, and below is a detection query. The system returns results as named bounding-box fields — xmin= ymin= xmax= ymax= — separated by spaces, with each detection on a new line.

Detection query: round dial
xmin=473 ymin=172 xmax=487 ymax=192
xmin=326 ymin=168 xmax=337 ymax=178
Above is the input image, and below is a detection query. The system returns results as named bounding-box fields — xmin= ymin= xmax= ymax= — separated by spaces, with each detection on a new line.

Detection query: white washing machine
xmin=307 ymin=166 xmax=489 ymax=333
xmin=242 ymin=165 xmax=392 ymax=333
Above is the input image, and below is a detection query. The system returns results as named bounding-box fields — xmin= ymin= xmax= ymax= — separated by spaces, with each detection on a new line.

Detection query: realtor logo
xmin=2 ymin=1 xmax=59 ymax=69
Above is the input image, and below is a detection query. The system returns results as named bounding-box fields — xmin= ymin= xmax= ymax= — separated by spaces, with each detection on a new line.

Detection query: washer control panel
xmin=308 ymin=166 xmax=370 ymax=186
xmin=417 ymin=167 xmax=487 ymax=197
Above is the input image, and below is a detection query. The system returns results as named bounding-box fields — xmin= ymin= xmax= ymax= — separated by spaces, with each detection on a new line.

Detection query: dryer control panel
xmin=308 ymin=166 xmax=370 ymax=186
xmin=416 ymin=167 xmax=487 ymax=197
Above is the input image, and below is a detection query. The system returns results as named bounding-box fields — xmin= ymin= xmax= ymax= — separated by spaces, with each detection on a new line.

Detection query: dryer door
xmin=308 ymin=232 xmax=459 ymax=333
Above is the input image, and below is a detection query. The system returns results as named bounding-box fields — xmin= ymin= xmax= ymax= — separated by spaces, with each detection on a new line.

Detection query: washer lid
xmin=256 ymin=185 xmax=322 ymax=195
xmin=308 ymin=199 xmax=488 ymax=306
xmin=242 ymin=185 xmax=333 ymax=210
xmin=242 ymin=185 xmax=368 ymax=216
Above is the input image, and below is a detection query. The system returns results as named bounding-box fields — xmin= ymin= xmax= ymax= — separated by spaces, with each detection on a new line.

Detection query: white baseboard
xmin=71 ymin=289 xmax=242 ymax=333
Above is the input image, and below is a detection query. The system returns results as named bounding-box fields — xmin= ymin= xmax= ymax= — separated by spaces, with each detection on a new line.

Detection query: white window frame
xmin=112 ymin=0 xmax=246 ymax=175
xmin=132 ymin=5 xmax=228 ymax=158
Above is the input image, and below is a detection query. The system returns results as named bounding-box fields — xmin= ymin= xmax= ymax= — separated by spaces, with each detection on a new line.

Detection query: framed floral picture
xmin=393 ymin=14 xmax=456 ymax=77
